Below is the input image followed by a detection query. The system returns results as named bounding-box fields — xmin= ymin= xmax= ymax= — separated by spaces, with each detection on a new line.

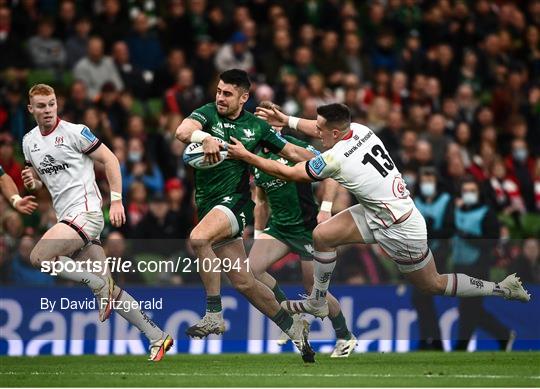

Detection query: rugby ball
xmin=183 ymin=137 xmax=228 ymax=170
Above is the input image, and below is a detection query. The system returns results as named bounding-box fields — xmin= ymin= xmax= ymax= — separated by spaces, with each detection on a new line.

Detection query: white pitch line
xmin=1 ymin=371 xmax=539 ymax=380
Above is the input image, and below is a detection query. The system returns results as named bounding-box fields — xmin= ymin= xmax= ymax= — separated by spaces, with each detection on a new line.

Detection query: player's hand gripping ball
xmin=183 ymin=137 xmax=229 ymax=169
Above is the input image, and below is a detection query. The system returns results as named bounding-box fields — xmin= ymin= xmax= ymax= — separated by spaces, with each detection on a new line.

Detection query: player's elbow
xmin=175 ymin=124 xmax=190 ymax=144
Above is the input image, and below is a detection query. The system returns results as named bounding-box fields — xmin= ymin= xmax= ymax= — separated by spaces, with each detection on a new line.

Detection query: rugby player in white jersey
xmin=228 ymin=103 xmax=531 ymax=318
xmin=21 ymin=84 xmax=172 ymax=361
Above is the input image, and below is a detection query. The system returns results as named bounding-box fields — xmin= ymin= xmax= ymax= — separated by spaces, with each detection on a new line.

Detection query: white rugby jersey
xmin=306 ymin=122 xmax=415 ymax=228
xmin=22 ymin=118 xmax=103 ymax=220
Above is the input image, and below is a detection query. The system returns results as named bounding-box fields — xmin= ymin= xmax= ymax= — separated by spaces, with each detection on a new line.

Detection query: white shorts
xmin=349 ymin=205 xmax=431 ymax=273
xmin=60 ymin=211 xmax=104 ymax=244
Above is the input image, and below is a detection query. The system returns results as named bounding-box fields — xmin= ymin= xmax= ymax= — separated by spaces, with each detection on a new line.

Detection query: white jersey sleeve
xmin=306 ymin=151 xmax=340 ymax=180
xmin=307 ymin=123 xmax=415 ymax=229
xmin=22 ymin=120 xmax=103 ymax=220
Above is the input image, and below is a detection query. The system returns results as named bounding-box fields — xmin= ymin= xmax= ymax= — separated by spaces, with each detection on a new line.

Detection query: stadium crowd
xmin=0 ymin=0 xmax=539 ymax=287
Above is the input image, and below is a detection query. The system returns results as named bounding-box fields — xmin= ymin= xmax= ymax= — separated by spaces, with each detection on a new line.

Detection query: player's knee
xmin=189 ymin=229 xmax=212 ymax=250
xmin=312 ymin=225 xmax=329 ymax=247
xmin=232 ymin=276 xmax=255 ymax=295
xmin=29 ymin=247 xmax=45 ymax=268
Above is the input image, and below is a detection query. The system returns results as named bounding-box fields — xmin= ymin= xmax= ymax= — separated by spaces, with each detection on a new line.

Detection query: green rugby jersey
xmin=254 ymin=135 xmax=319 ymax=230
xmin=188 ymin=103 xmax=287 ymax=207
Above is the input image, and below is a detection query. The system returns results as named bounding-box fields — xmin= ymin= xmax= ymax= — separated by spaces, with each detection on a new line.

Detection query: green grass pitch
xmin=1 ymin=352 xmax=539 ymax=387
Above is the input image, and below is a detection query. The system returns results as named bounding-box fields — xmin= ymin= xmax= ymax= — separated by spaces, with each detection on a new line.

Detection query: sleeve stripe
xmin=305 ymin=162 xmax=323 ymax=181
xmin=83 ymin=139 xmax=102 ymax=155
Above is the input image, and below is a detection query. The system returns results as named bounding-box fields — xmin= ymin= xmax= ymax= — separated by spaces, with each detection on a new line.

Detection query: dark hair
xmin=316 ymin=103 xmax=351 ymax=130
xmin=219 ymin=69 xmax=251 ymax=91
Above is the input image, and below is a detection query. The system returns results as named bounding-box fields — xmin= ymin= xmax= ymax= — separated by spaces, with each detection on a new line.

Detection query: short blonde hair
xmin=28 ymin=84 xmax=55 ymax=100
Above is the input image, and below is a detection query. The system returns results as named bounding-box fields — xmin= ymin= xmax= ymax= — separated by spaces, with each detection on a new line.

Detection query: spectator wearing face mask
xmin=121 ymin=137 xmax=164 ymax=196
xmin=452 ymin=176 xmax=515 ymax=351
xmin=412 ymin=167 xmax=455 ymax=350
xmin=505 ymin=139 xmax=536 ymax=212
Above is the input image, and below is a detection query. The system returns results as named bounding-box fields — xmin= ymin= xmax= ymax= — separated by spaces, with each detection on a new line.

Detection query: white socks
xmin=53 ymin=256 xmax=105 ymax=290
xmin=444 ymin=273 xmax=506 ymax=298
xmin=114 ymin=289 xmax=163 ymax=343
xmin=310 ymin=250 xmax=337 ymax=304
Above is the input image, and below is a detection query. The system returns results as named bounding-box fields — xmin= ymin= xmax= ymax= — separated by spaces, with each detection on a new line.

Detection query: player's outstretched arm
xmin=255 ymin=103 xmax=319 ymax=138
xmin=175 ymin=117 xmax=224 ymax=164
xmin=278 ymin=142 xmax=315 ymax=163
xmin=88 ymin=143 xmax=126 ymax=227
xmin=254 ymin=187 xmax=269 ymax=238
xmin=228 ymin=137 xmax=312 ymax=183
xmin=0 ymin=171 xmax=37 ymax=214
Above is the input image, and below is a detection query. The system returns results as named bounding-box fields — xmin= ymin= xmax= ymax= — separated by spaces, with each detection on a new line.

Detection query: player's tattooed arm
xmin=228 ymin=137 xmax=313 ymax=183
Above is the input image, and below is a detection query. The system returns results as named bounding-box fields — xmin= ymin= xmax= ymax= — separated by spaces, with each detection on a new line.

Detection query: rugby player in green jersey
xmin=251 ymin=130 xmax=357 ymax=357
xmin=175 ymin=69 xmax=316 ymax=361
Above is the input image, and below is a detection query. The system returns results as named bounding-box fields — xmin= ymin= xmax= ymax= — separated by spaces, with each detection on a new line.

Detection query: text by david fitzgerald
xmin=40 ymin=297 xmax=163 ymax=312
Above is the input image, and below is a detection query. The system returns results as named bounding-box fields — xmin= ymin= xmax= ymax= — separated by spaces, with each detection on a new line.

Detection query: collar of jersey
xmin=40 ymin=117 xmax=61 ymax=137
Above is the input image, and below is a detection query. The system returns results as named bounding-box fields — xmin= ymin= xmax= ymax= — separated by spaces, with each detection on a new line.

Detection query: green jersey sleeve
xmin=0 ymin=164 xmax=4 ymax=176
xmin=259 ymin=124 xmax=288 ymax=154
xmin=187 ymin=103 xmax=214 ymax=130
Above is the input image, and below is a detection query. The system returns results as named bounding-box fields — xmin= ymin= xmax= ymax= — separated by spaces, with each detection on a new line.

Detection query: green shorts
xmin=264 ymin=222 xmax=314 ymax=260
xmin=197 ymin=194 xmax=254 ymax=238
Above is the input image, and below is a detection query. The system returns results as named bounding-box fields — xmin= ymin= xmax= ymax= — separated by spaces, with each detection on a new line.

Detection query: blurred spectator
xmin=164 ymin=67 xmax=205 ymax=118
xmin=379 ymin=109 xmax=404 ymax=164
xmin=261 ymin=29 xmax=292 ymax=86
xmin=95 ymin=81 xmax=129 ymax=137
xmin=152 ymin=48 xmax=186 ymax=98
xmin=413 ymin=166 xmax=455 ymax=350
xmin=92 ymin=0 xmax=129 ymax=51
xmin=0 ymin=7 xmax=30 ymax=79
xmin=0 ymin=237 xmax=10 ymax=284
xmin=65 ymin=16 xmax=92 ymax=69
xmin=422 ymin=113 xmax=450 ymax=167
xmin=489 ymin=157 xmax=526 ymax=215
xmin=103 ymin=231 xmax=144 ymax=285
xmin=121 ymin=137 xmax=164 ymax=196
xmin=55 ymin=0 xmax=77 ymax=40
xmin=27 ymin=17 xmax=66 ymax=72
xmin=112 ymin=40 xmax=150 ymax=99
xmin=191 ymin=37 xmax=217 ymax=97
xmin=133 ymin=192 xmax=186 ymax=256
xmin=126 ymin=13 xmax=164 ymax=72
xmin=453 ymin=122 xmax=473 ymax=168
xmin=124 ymin=180 xmax=148 ymax=234
xmin=505 ymin=139 xmax=536 ymax=212
xmin=343 ymin=33 xmax=371 ymax=83
xmin=214 ymin=31 xmax=254 ymax=74
xmin=511 ymin=238 xmax=540 ymax=284
xmin=73 ymin=36 xmax=123 ymax=100
xmin=0 ymin=134 xmax=23 ymax=190
xmin=160 ymin=0 xmax=194 ymax=54
xmin=63 ymin=80 xmax=92 ymax=123
xmin=0 ymin=82 xmax=30 ymax=143
xmin=315 ymin=30 xmax=347 ymax=87
xmin=452 ymin=177 xmax=513 ymax=350
xmin=11 ymin=235 xmax=54 ymax=286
